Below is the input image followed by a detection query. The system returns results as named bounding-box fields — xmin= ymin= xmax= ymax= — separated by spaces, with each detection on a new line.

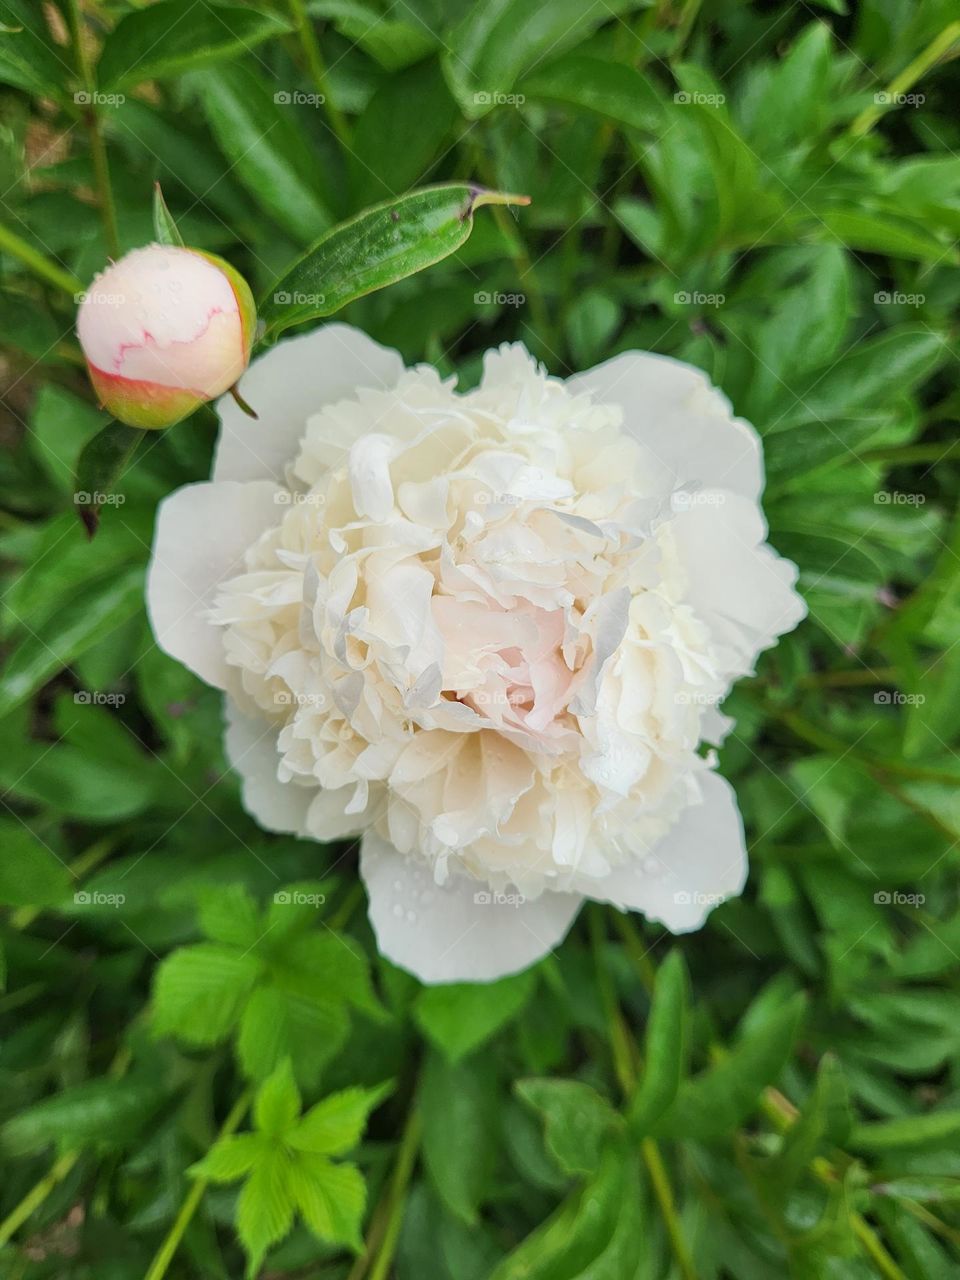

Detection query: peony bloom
xmin=147 ymin=325 xmax=805 ymax=983
xmin=78 ymin=244 xmax=256 ymax=430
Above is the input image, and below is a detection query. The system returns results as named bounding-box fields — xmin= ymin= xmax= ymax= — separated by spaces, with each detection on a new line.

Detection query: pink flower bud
xmin=77 ymin=244 xmax=256 ymax=430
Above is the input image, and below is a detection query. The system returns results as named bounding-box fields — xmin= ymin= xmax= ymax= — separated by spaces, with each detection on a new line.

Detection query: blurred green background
xmin=2 ymin=1 xmax=960 ymax=1277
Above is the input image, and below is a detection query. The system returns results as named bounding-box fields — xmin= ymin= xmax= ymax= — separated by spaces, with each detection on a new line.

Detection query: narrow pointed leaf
xmin=258 ymin=183 xmax=531 ymax=341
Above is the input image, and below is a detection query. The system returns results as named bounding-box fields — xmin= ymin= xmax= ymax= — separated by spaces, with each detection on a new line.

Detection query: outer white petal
xmin=360 ymin=831 xmax=582 ymax=983
xmin=147 ymin=480 xmax=282 ymax=689
xmin=669 ymin=492 xmax=806 ymax=678
xmin=567 ymin=351 xmax=763 ymax=501
xmin=224 ymin=699 xmax=311 ymax=835
xmin=588 ymin=771 xmax=747 ymax=931
xmin=212 ymin=323 xmax=404 ymax=483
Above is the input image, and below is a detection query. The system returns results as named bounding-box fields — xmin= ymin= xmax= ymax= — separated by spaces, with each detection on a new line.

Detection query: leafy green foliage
xmin=2 ymin=1 xmax=960 ymax=1277
xmin=190 ymin=1060 xmax=386 ymax=1276
xmin=151 ymin=884 xmax=382 ymax=1085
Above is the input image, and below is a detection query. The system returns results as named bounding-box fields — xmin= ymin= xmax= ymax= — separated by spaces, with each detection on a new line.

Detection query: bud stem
xmin=229 ymin=384 xmax=259 ymax=420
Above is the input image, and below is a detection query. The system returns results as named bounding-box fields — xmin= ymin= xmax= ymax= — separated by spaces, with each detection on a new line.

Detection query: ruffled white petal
xmin=588 ymin=771 xmax=747 ymax=931
xmin=567 ymin=350 xmax=764 ymax=502
xmin=212 ymin=323 xmax=403 ymax=484
xmin=666 ymin=492 xmax=807 ymax=679
xmin=360 ymin=831 xmax=582 ymax=983
xmin=224 ymin=698 xmax=311 ymax=835
xmin=147 ymin=480 xmax=282 ymax=689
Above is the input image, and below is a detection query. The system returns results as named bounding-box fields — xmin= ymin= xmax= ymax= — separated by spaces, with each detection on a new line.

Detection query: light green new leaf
xmin=197 ymin=883 xmax=263 ymax=950
xmin=237 ymin=1149 xmax=296 ymax=1280
xmin=629 ymin=949 xmax=690 ymax=1135
xmin=516 ymin=1079 xmax=622 ymax=1177
xmin=189 ymin=1133 xmax=264 ymax=1183
xmin=414 ymin=968 xmax=536 ymax=1062
xmin=254 ymin=1059 xmax=301 ymax=1137
xmin=151 ymin=943 xmax=262 ymax=1046
xmin=288 ymin=1083 xmax=393 ymax=1156
xmin=290 ymin=1154 xmax=366 ymax=1251
xmin=237 ymin=986 xmax=349 ymax=1085
xmin=258 ymin=184 xmax=531 ymax=341
xmin=97 ymin=1 xmax=292 ymax=91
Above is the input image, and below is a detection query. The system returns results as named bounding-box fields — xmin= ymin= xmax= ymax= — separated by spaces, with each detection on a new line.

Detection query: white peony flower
xmin=147 ymin=324 xmax=805 ymax=983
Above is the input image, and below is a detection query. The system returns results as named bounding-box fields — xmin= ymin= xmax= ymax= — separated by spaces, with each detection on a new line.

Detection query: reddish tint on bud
xmin=77 ymin=244 xmax=256 ymax=429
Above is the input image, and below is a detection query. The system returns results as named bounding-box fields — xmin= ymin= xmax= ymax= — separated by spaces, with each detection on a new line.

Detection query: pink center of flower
xmin=432 ymin=596 xmax=578 ymax=738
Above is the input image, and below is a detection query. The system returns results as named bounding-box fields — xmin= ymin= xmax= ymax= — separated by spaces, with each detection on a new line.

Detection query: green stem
xmin=143 ymin=1090 xmax=252 ymax=1280
xmin=349 ymin=1100 xmax=421 ymax=1280
xmin=287 ymin=0 xmax=351 ymax=146
xmin=367 ymin=1105 xmax=421 ymax=1280
xmin=0 ymin=1049 xmax=130 ymax=1250
xmin=0 ymin=220 xmax=83 ymax=295
xmin=0 ymin=1153 xmax=80 ymax=1249
xmin=589 ymin=910 xmax=697 ymax=1280
xmin=849 ymin=20 xmax=960 ymax=138
xmin=64 ymin=0 xmax=120 ymax=257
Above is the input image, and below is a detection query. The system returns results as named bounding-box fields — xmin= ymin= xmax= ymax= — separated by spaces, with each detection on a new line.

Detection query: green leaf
xmin=236 ymin=1148 xmax=296 ymax=1279
xmin=768 ymin=1054 xmax=850 ymax=1195
xmin=421 ymin=1051 xmax=497 ymax=1225
xmin=152 ymin=943 xmax=262 ymax=1047
xmin=0 ymin=820 xmax=70 ymax=907
xmin=0 ymin=567 xmax=144 ymax=719
xmin=153 ymin=183 xmax=185 ymax=247
xmin=629 ymin=949 xmax=689 ymax=1135
xmin=1 ymin=1077 xmax=166 ymax=1155
xmin=442 ymin=0 xmax=653 ymax=118
xmin=852 ymin=1110 xmax=960 ymax=1152
xmin=656 ymin=992 xmax=807 ymax=1140
xmin=259 ymin=184 xmax=531 ymax=341
xmin=0 ymin=1 xmax=68 ymax=100
xmin=73 ymin=420 xmax=147 ymax=538
xmin=768 ymin=327 xmax=947 ymax=430
xmin=189 ymin=1133 xmax=264 ymax=1183
xmin=98 ymin=1 xmax=292 ymax=91
xmin=237 ymin=982 xmax=349 ymax=1086
xmin=31 ymin=383 xmax=109 ymax=495
xmin=414 ymin=969 xmax=536 ymax=1062
xmin=288 ymin=1083 xmax=392 ymax=1156
xmin=307 ymin=0 xmax=437 ymax=71
xmin=520 ymin=55 xmax=661 ymax=131
xmin=516 ymin=1079 xmax=621 ymax=1176
xmin=197 ymin=883 xmax=263 ymax=950
xmin=488 ymin=1143 xmax=644 ymax=1280
xmin=194 ymin=63 xmax=332 ymax=244
xmin=254 ymin=1059 xmax=301 ymax=1136
xmin=290 ymin=1154 xmax=366 ymax=1251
